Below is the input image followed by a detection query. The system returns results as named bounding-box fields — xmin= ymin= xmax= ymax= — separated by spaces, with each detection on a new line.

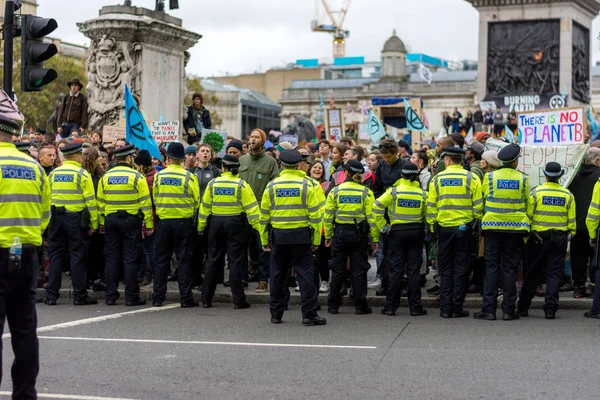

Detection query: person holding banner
xmin=518 ymin=162 xmax=576 ymax=319
xmin=474 ymin=144 xmax=530 ymax=321
xmin=184 ymin=93 xmax=212 ymax=145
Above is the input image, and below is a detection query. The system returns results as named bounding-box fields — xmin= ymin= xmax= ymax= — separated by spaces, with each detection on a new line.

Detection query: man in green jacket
xmin=240 ymin=128 xmax=279 ymax=293
xmin=466 ymin=141 xmax=485 ymax=181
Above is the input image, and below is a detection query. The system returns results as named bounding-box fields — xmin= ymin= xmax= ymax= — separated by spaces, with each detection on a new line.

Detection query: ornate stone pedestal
xmin=77 ymin=5 xmax=201 ymax=131
xmin=466 ymin=0 xmax=600 ymax=111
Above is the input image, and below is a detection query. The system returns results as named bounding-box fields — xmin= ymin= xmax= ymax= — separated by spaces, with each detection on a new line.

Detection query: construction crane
xmin=311 ymin=0 xmax=352 ymax=58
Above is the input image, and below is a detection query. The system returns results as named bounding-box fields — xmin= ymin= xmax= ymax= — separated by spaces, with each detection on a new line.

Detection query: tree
xmin=185 ymin=74 xmax=223 ymax=128
xmin=0 ymin=41 xmax=87 ymax=131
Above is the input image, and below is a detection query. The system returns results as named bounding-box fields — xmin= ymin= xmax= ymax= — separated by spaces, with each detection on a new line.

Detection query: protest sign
xmin=518 ymin=107 xmax=586 ymax=147
xmin=150 ymin=120 xmax=180 ymax=143
xmin=485 ymin=138 xmax=586 ymax=189
xmin=102 ymin=125 xmax=126 ymax=143
xmin=201 ymin=129 xmax=228 ymax=157
xmin=279 ymin=134 xmax=299 ymax=148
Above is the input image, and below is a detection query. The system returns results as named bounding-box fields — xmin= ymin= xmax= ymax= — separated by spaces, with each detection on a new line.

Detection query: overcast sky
xmin=39 ymin=0 xmax=600 ymax=77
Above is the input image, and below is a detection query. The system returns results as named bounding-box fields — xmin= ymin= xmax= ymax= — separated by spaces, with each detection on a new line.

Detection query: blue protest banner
xmin=124 ymin=84 xmax=162 ymax=160
xmin=403 ymin=100 xmax=427 ymax=132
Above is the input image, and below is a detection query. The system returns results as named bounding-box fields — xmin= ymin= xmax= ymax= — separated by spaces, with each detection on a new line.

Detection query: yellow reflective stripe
xmin=156 ymin=203 xmax=195 ymax=209
xmin=271 ymin=215 xmax=308 ymax=223
xmin=0 ymin=194 xmax=42 ymax=203
xmin=587 ymin=213 xmax=600 ymax=220
xmin=52 ymin=189 xmax=80 ymax=195
xmin=138 ymin=194 xmax=150 ymax=202
xmin=213 ymin=202 xmax=241 ymax=207
xmin=0 ymin=217 xmax=41 ymax=226
xmin=155 ymin=193 xmax=190 ymax=199
xmin=439 ymin=205 xmax=472 ymax=211
xmin=535 ymin=211 xmax=567 ymax=217
xmin=53 ymin=199 xmax=85 ymax=205
xmin=105 ymin=199 xmax=140 ymax=205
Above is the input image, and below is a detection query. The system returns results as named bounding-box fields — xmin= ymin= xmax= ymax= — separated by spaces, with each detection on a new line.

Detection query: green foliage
xmin=185 ymin=74 xmax=222 ymax=128
xmin=0 ymin=41 xmax=87 ymax=130
xmin=202 ymin=130 xmax=225 ymax=153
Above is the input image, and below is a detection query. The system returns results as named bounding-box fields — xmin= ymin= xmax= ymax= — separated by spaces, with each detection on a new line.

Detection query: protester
xmin=38 ymin=145 xmax=57 ymax=175
xmin=317 ymin=140 xmax=334 ymax=180
xmin=134 ymin=150 xmax=157 ymax=287
xmin=466 ymin=141 xmax=485 ymax=181
xmin=185 ymin=145 xmax=198 ymax=169
xmin=568 ymin=147 xmax=600 ymax=298
xmin=367 ymin=150 xmax=382 ymax=174
xmin=476 ymin=131 xmax=491 ymax=145
xmin=473 ymin=106 xmax=483 ymax=132
xmin=57 ymin=79 xmax=88 ymax=138
xmin=331 ymin=143 xmax=347 ymax=172
xmin=409 ymin=150 xmax=431 ymax=190
xmin=226 ymin=140 xmax=244 ymax=158
xmin=184 ymin=93 xmax=212 ymax=144
xmin=239 ymin=128 xmax=279 ymax=293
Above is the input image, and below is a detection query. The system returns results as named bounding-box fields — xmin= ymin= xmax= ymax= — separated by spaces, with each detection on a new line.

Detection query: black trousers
xmin=0 ymin=246 xmax=39 ymax=399
xmin=316 ymin=236 xmax=331 ymax=283
xmin=105 ymin=214 xmax=142 ymax=303
xmin=202 ymin=215 xmax=248 ymax=305
xmin=571 ymin=230 xmax=595 ymax=287
xmin=153 ymin=218 xmax=194 ymax=304
xmin=518 ymin=232 xmax=568 ymax=313
xmin=191 ymin=231 xmax=207 ymax=287
xmin=385 ymin=228 xmax=425 ymax=313
xmin=437 ymin=225 xmax=471 ymax=315
xmin=270 ymin=243 xmax=317 ymax=319
xmin=481 ymin=231 xmax=523 ymax=314
xmin=327 ymin=225 xmax=370 ymax=311
xmin=46 ymin=212 xmax=89 ymax=302
xmin=87 ymin=232 xmax=105 ymax=283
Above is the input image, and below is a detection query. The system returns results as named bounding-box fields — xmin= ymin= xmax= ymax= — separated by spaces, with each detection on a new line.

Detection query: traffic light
xmin=21 ymin=15 xmax=58 ymax=92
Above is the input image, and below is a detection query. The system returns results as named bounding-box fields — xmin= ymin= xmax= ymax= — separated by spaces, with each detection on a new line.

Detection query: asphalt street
xmin=1 ymin=303 xmax=599 ymax=400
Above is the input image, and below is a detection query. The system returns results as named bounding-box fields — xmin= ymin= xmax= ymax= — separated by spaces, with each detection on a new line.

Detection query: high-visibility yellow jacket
xmin=198 ymin=172 xmax=260 ymax=232
xmin=586 ymin=179 xmax=600 ymax=239
xmin=49 ymin=160 xmax=98 ymax=229
xmin=302 ymin=172 xmax=326 ymax=210
xmin=426 ymin=164 xmax=483 ymax=228
xmin=373 ymin=178 xmax=426 ymax=230
xmin=97 ymin=165 xmax=153 ymax=228
xmin=481 ymin=168 xmax=530 ymax=233
xmin=259 ymin=169 xmax=322 ymax=246
xmin=528 ymin=182 xmax=576 ymax=236
xmin=152 ymin=164 xmax=199 ymax=220
xmin=324 ymin=181 xmax=379 ymax=242
xmin=0 ymin=142 xmax=51 ymax=247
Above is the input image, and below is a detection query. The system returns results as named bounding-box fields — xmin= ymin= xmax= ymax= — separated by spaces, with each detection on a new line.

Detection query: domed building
xmin=381 ymin=30 xmax=407 ymax=79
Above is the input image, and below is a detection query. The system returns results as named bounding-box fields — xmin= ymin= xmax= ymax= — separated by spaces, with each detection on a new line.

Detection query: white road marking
xmin=2 ymin=304 xmax=179 ymax=339
xmin=37 ymin=335 xmax=377 ymax=350
xmin=0 ymin=391 xmax=140 ymax=400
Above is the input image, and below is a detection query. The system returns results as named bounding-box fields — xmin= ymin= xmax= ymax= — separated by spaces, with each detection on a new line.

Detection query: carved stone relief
xmin=85 ymin=35 xmax=142 ymax=130
xmin=572 ymin=22 xmax=590 ymax=103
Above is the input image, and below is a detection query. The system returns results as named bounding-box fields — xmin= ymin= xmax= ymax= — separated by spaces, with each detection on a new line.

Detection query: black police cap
xmin=343 ymin=159 xmax=364 ymax=174
xmin=401 ymin=161 xmax=419 ymax=176
xmin=497 ymin=143 xmax=521 ymax=163
xmin=279 ymin=149 xmax=302 ymax=167
xmin=544 ymin=161 xmax=565 ymax=178
xmin=113 ymin=144 xmax=135 ymax=157
xmin=441 ymin=146 xmax=466 ymax=157
xmin=61 ymin=143 xmax=83 ymax=156
xmin=14 ymin=141 xmax=29 ymax=152
xmin=222 ymin=154 xmax=240 ymax=167
xmin=0 ymin=115 xmax=21 ymax=135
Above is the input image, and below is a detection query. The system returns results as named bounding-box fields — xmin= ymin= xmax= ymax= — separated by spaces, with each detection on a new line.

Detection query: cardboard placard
xmin=279 ymin=134 xmax=298 ymax=148
xmin=150 ymin=121 xmax=180 ymax=143
xmin=102 ymin=125 xmax=126 ymax=143
xmin=485 ymin=138 xmax=586 ymax=189
xmin=518 ymin=107 xmax=586 ymax=147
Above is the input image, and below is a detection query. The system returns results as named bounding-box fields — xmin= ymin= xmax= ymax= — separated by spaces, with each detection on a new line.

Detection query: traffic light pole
xmin=3 ymin=0 xmax=15 ymax=99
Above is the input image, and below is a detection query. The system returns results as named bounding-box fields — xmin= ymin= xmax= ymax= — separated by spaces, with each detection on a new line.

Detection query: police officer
xmin=324 ymin=160 xmax=378 ymax=315
xmin=517 ymin=162 xmax=576 ymax=319
xmin=585 ymin=176 xmax=600 ymax=319
xmin=198 ymin=155 xmax=260 ymax=308
xmin=259 ymin=150 xmax=325 ymax=326
xmin=97 ymin=144 xmax=154 ymax=306
xmin=45 ymin=143 xmax=98 ymax=306
xmin=474 ymin=144 xmax=530 ymax=321
xmin=427 ymin=146 xmax=483 ymax=318
xmin=374 ymin=162 xmax=427 ymax=316
xmin=151 ymin=142 xmax=199 ymax=308
xmin=14 ymin=141 xmax=30 ymax=155
xmin=0 ymin=107 xmax=51 ymax=398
